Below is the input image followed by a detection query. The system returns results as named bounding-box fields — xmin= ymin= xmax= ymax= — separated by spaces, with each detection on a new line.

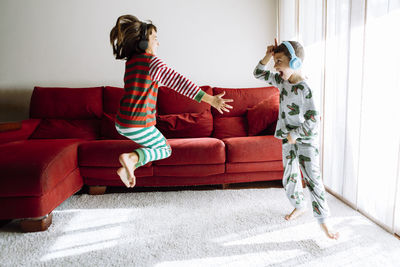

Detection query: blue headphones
xmin=137 ymin=22 xmax=148 ymax=52
xmin=282 ymin=41 xmax=302 ymax=70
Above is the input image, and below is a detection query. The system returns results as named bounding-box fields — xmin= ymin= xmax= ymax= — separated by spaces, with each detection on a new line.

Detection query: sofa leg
xmin=0 ymin=219 xmax=12 ymax=228
xmin=88 ymin=186 xmax=107 ymax=195
xmin=221 ymin=184 xmax=229 ymax=190
xmin=20 ymin=213 xmax=52 ymax=232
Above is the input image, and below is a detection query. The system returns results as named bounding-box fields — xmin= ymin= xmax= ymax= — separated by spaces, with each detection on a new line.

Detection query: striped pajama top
xmin=115 ymin=53 xmax=206 ymax=128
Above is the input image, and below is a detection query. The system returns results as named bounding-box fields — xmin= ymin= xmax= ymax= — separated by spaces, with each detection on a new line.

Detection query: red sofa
xmin=0 ymin=85 xmax=283 ymax=231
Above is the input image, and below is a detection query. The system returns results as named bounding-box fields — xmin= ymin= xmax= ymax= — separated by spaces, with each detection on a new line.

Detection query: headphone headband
xmin=282 ymin=41 xmax=302 ymax=70
xmin=282 ymin=41 xmax=296 ymax=60
xmin=138 ymin=22 xmax=148 ymax=52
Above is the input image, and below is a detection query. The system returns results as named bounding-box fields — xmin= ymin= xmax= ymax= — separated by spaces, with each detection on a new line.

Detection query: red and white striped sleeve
xmin=149 ymin=56 xmax=205 ymax=102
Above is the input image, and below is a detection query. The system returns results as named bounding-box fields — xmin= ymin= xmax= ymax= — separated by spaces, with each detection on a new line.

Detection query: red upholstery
xmin=155 ymin=138 xmax=225 ymax=165
xmin=212 ymin=117 xmax=247 ymax=139
xmin=100 ymin=113 xmax=128 ymax=140
xmin=223 ymin=136 xmax=282 ymax=163
xmin=212 ymin=87 xmax=278 ymax=118
xmin=247 ymin=91 xmax=280 ymax=136
xmin=157 ymin=86 xmax=212 ymax=115
xmin=30 ymin=87 xmax=103 ymax=140
xmin=0 ymin=119 xmax=41 ymax=144
xmin=0 ymin=139 xmax=81 ymax=197
xmin=103 ymin=86 xmax=125 ymax=114
xmin=0 ymin=85 xmax=283 ymax=223
xmin=211 ymin=87 xmax=278 ymax=138
xmin=30 ymin=86 xmax=103 ymax=119
xmin=79 ymin=140 xmax=152 ymax=167
xmin=30 ymin=119 xmax=101 ymax=139
xmin=81 ymin=167 xmax=153 ymax=186
xmin=226 ymin=161 xmax=283 ymax=173
xmin=154 ymin=164 xmax=225 ymax=177
xmin=156 ymin=110 xmax=213 ymax=138
xmin=0 ymin=169 xmax=82 ymax=220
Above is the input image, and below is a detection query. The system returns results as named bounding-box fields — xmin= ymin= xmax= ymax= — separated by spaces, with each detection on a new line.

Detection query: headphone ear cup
xmin=290 ymin=57 xmax=302 ymax=70
xmin=138 ymin=40 xmax=148 ymax=51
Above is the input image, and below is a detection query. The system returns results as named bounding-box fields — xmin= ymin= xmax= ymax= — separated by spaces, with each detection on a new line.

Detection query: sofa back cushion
xmin=156 ymin=86 xmax=213 ymax=138
xmin=211 ymin=87 xmax=278 ymax=138
xmin=100 ymin=86 xmax=214 ymax=139
xmin=100 ymin=87 xmax=126 ymax=140
xmin=157 ymin=86 xmax=212 ymax=115
xmin=29 ymin=87 xmax=103 ymax=139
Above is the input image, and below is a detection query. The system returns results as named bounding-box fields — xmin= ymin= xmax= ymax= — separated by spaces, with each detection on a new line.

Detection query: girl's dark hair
xmin=110 ymin=15 xmax=157 ymax=60
xmin=274 ymin=41 xmax=304 ymax=62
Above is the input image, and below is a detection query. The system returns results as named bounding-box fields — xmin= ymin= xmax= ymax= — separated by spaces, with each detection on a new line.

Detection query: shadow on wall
xmin=0 ymin=88 xmax=33 ymax=122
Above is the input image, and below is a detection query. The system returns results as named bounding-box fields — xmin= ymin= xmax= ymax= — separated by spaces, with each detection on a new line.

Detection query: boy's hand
xmin=260 ymin=38 xmax=278 ymax=65
xmin=287 ymin=133 xmax=296 ymax=144
xmin=202 ymin=92 xmax=233 ymax=114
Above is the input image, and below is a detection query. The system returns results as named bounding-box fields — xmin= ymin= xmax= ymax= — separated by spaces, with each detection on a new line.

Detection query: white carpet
xmin=1 ymin=188 xmax=400 ymax=267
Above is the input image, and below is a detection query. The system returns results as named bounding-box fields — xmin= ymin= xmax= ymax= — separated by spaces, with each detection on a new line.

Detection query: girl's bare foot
xmin=320 ymin=223 xmax=340 ymax=240
xmin=284 ymin=208 xmax=307 ymax=221
xmin=119 ymin=152 xmax=139 ymax=188
xmin=117 ymin=167 xmax=131 ymax=188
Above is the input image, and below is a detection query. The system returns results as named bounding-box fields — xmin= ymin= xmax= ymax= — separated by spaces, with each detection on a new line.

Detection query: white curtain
xmin=278 ymin=0 xmax=400 ymax=235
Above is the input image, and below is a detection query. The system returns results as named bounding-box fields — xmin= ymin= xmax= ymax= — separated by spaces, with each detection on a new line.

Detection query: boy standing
xmin=254 ymin=40 xmax=339 ymax=239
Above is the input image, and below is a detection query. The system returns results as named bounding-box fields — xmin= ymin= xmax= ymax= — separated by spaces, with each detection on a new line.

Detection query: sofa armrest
xmin=0 ymin=119 xmax=41 ymax=144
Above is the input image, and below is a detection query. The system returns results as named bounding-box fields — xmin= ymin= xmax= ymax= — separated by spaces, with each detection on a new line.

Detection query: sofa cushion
xmin=0 ymin=139 xmax=81 ymax=197
xmin=223 ymin=136 xmax=282 ymax=163
xmin=30 ymin=86 xmax=103 ymax=119
xmin=157 ymin=86 xmax=212 ymax=115
xmin=103 ymin=86 xmax=124 ymax=114
xmin=212 ymin=117 xmax=247 ymax=139
xmin=0 ymin=119 xmax=41 ymax=144
xmin=211 ymin=87 xmax=278 ymax=138
xmin=79 ymin=140 xmax=152 ymax=167
xmin=155 ymin=138 xmax=225 ymax=165
xmin=100 ymin=113 xmax=129 ymax=140
xmin=30 ymin=119 xmax=101 ymax=140
xmin=212 ymin=87 xmax=279 ymax=118
xmin=247 ymin=92 xmax=279 ymax=136
xmin=156 ymin=110 xmax=213 ymax=138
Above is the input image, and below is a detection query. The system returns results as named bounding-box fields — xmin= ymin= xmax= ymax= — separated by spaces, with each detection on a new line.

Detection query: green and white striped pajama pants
xmin=116 ymin=125 xmax=172 ymax=168
xmin=282 ymin=141 xmax=330 ymax=224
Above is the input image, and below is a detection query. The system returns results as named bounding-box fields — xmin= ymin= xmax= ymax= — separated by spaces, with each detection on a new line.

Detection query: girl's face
xmin=145 ymin=29 xmax=159 ymax=55
xmin=273 ymin=52 xmax=294 ymax=81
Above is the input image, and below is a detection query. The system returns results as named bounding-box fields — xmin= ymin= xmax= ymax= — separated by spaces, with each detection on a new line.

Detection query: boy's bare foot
xmin=117 ymin=167 xmax=131 ymax=188
xmin=119 ymin=152 xmax=139 ymax=188
xmin=285 ymin=208 xmax=307 ymax=221
xmin=320 ymin=223 xmax=340 ymax=240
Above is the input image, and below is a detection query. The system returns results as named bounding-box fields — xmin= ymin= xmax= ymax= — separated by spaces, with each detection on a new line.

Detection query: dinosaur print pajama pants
xmin=116 ymin=125 xmax=172 ymax=168
xmin=282 ymin=141 xmax=330 ymax=223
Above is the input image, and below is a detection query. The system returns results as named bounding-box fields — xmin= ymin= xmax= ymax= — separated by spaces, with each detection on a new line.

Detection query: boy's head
xmin=272 ymin=41 xmax=304 ymax=81
xmin=110 ymin=15 xmax=158 ymax=60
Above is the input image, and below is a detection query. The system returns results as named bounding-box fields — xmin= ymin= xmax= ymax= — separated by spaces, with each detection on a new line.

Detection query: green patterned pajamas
xmin=116 ymin=125 xmax=172 ymax=168
xmin=254 ymin=62 xmax=330 ymax=224
xmin=282 ymin=141 xmax=329 ymax=223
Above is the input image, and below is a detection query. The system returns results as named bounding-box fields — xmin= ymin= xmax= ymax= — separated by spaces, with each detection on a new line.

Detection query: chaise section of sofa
xmin=0 ymin=86 xmax=104 ymax=231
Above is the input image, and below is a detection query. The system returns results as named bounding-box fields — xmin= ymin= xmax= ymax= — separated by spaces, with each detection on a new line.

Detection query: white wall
xmin=0 ymin=0 xmax=277 ymax=122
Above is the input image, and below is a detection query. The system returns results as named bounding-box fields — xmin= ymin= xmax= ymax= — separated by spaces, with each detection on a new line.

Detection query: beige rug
xmin=1 ymin=188 xmax=400 ymax=266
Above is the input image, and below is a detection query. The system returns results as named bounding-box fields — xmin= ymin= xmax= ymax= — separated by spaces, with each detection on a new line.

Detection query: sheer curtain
xmin=278 ymin=0 xmax=400 ymax=235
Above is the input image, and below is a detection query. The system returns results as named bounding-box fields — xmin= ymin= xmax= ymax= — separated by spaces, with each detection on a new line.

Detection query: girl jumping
xmin=110 ymin=15 xmax=233 ymax=188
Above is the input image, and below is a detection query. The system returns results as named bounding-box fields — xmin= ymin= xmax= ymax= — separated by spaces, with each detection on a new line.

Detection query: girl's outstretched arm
xmin=149 ymin=56 xmax=233 ymax=113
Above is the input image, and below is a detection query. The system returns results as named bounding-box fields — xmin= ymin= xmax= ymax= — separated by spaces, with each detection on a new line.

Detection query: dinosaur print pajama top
xmin=254 ymin=62 xmax=330 ymax=224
